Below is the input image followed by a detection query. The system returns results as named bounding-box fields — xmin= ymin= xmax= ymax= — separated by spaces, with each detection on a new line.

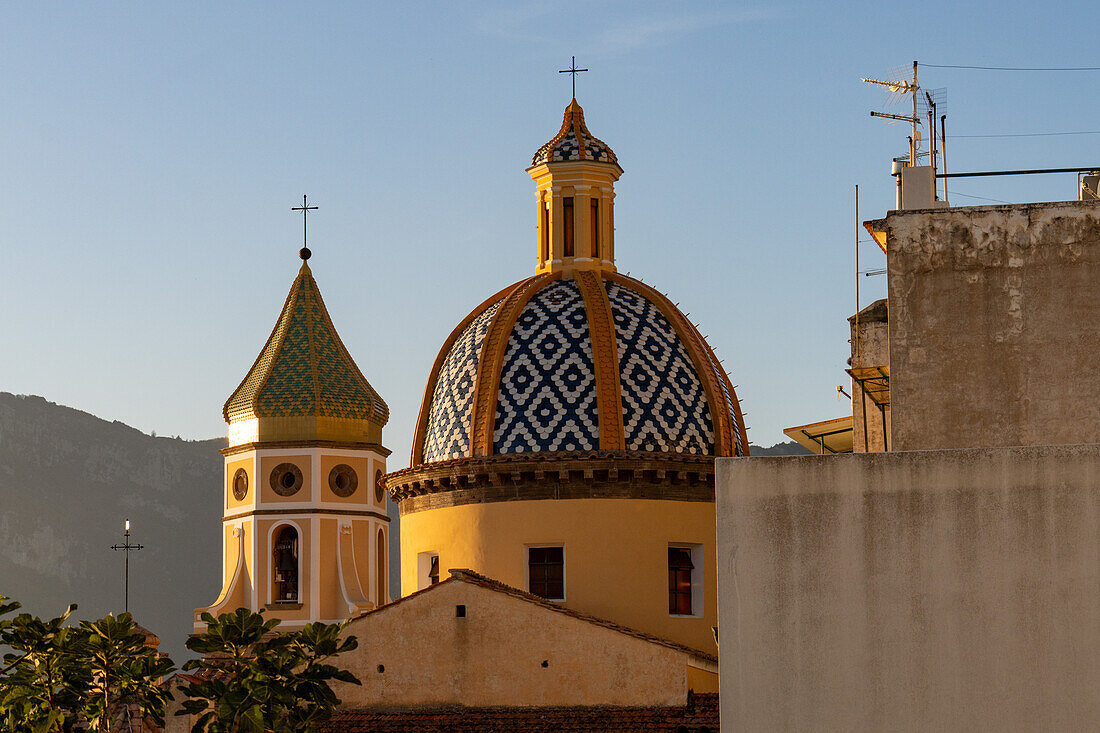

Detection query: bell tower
xmin=528 ymin=99 xmax=623 ymax=276
xmin=195 ymin=244 xmax=390 ymax=631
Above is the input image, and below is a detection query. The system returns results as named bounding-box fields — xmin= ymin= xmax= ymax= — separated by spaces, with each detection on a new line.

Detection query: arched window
xmin=376 ymin=528 xmax=387 ymax=606
xmin=272 ymin=525 xmax=299 ymax=603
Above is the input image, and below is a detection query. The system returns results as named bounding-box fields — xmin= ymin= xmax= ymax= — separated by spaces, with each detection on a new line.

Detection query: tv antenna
xmin=863 ymin=61 xmax=949 ymax=205
xmin=863 ymin=61 xmax=923 ymax=166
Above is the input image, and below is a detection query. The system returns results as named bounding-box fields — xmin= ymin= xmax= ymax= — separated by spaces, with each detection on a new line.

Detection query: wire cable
xmin=922 ymin=63 xmax=1100 ymax=71
xmin=949 ymin=191 xmax=1012 ymax=204
xmin=950 ymin=130 xmax=1100 ymax=139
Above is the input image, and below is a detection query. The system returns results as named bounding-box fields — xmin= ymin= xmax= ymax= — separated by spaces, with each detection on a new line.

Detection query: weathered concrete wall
xmin=849 ymin=299 xmax=890 ymax=452
xmin=885 ymin=200 xmax=1100 ymax=450
xmin=335 ymin=577 xmax=700 ymax=708
xmin=717 ymin=446 xmax=1100 ymax=732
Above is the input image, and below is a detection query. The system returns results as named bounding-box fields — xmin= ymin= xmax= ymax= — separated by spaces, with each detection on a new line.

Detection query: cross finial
xmin=291 ymin=194 xmax=319 ymax=261
xmin=558 ymin=55 xmax=588 ymax=99
xmin=110 ymin=518 xmax=144 ymax=614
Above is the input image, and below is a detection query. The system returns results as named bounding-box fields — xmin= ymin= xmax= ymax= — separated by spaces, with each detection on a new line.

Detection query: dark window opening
xmin=455 ymin=604 xmax=466 ymax=618
xmin=272 ymin=526 xmax=299 ymax=602
xmin=429 ymin=555 xmax=440 ymax=585
xmin=669 ymin=547 xmax=694 ymax=615
xmin=563 ymin=197 xmax=574 ymax=257
xmin=376 ymin=529 xmax=386 ymax=606
xmin=529 ymin=546 xmax=564 ymax=600
xmin=590 ymin=198 xmax=600 ymax=259
xmin=541 ymin=202 xmax=550 ymax=261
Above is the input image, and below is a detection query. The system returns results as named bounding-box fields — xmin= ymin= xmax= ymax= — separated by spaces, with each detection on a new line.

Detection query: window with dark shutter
xmin=528 ymin=546 xmax=565 ymax=600
xmin=428 ymin=555 xmax=440 ymax=585
xmin=669 ymin=547 xmax=694 ymax=615
xmin=590 ymin=198 xmax=599 ymax=258
xmin=563 ymin=197 xmax=575 ymax=257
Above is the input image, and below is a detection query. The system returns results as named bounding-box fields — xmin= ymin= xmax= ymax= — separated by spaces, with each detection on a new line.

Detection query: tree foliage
xmin=0 ymin=596 xmax=173 ymax=732
xmin=178 ymin=608 xmax=360 ymax=733
xmin=0 ymin=599 xmax=359 ymax=733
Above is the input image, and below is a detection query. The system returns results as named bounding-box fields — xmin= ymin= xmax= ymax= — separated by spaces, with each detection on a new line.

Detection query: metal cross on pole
xmin=292 ymin=194 xmax=319 ymax=261
xmin=110 ymin=519 xmax=143 ymax=614
xmin=558 ymin=56 xmax=588 ymax=99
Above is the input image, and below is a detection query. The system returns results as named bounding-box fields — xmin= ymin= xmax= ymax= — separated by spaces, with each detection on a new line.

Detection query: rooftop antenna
xmin=863 ymin=61 xmax=922 ymax=166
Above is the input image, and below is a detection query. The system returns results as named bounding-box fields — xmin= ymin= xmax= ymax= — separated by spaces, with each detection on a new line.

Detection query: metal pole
xmin=940 ymin=115 xmax=949 ymax=202
xmin=124 ymin=532 xmax=129 ymax=613
xmin=881 ymin=404 xmax=889 ymax=452
xmin=938 ymin=166 xmax=1100 ymax=179
xmin=911 ymin=61 xmax=918 ymax=165
xmin=861 ymin=385 xmax=869 ymax=453
xmin=111 ymin=519 xmax=143 ymax=616
xmin=854 ymin=185 xmax=860 ymax=360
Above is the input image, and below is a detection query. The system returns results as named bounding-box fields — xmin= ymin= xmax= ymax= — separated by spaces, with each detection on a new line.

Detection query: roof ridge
xmin=222 ymin=263 xmax=306 ymax=422
xmin=310 ymin=271 xmax=389 ymax=420
xmin=447 ymin=569 xmax=717 ymax=662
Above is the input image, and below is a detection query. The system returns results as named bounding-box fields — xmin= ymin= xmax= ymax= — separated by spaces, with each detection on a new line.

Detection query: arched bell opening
xmin=271 ymin=524 xmax=301 ymax=604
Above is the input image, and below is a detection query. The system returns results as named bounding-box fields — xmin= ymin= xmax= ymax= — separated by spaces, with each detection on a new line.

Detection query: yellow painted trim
xmin=469 ymin=274 xmax=557 ymax=456
xmin=194 ymin=524 xmax=246 ymax=627
xmin=575 ymin=271 xmax=625 ymax=450
xmin=337 ymin=523 xmax=374 ymax=616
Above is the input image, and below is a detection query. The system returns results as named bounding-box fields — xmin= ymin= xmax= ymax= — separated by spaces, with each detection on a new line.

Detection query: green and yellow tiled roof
xmin=223 ymin=262 xmax=388 ymax=426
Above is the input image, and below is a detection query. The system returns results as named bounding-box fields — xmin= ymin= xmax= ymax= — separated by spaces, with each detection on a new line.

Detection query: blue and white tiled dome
xmin=412 ymin=271 xmax=746 ymax=466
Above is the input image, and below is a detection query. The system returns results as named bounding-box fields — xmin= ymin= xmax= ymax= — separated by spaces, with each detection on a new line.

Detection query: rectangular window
xmin=528 ymin=546 xmax=565 ymax=600
xmin=563 ymin=197 xmax=575 ymax=257
xmin=417 ymin=551 xmax=439 ymax=590
xmin=668 ymin=547 xmax=694 ymax=616
xmin=541 ymin=202 xmax=550 ymax=261
xmin=590 ymin=198 xmax=600 ymax=259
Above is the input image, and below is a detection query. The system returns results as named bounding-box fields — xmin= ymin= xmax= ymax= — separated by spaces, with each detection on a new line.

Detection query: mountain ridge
xmin=0 ymin=392 xmax=223 ymax=662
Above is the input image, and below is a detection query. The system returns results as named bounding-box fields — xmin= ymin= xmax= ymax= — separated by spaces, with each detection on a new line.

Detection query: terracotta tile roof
xmin=223 ymin=262 xmax=387 ymax=425
xmin=351 ymin=568 xmax=716 ymax=665
xmin=323 ymin=693 xmax=718 ymax=732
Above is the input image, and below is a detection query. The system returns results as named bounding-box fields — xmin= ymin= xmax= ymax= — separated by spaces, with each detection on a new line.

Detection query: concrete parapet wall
xmin=717 ymin=446 xmax=1100 ymax=732
xmin=885 ymin=200 xmax=1100 ymax=450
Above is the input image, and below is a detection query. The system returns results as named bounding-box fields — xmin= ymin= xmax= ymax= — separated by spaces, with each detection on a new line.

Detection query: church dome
xmin=410 ymin=270 xmax=745 ymax=466
xmin=532 ymin=98 xmax=619 ymax=166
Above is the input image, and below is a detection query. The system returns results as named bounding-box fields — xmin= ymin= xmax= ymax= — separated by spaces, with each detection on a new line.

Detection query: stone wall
xmin=717 ymin=446 xmax=1100 ymax=732
xmin=884 ymin=200 xmax=1100 ymax=450
xmin=335 ymin=574 xmax=706 ymax=708
xmin=849 ymin=298 xmax=890 ymax=452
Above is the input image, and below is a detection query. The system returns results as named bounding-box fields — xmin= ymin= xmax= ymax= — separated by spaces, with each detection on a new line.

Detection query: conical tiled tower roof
xmin=224 ymin=262 xmax=387 ymax=431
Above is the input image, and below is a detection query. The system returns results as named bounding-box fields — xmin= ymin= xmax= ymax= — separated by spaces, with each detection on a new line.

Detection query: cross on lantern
xmin=292 ymin=194 xmax=319 ymax=260
xmin=110 ymin=519 xmax=143 ymax=614
xmin=559 ymin=56 xmax=588 ymax=99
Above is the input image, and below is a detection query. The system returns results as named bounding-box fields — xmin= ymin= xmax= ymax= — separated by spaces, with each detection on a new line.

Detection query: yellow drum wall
xmin=400 ymin=498 xmax=717 ymax=652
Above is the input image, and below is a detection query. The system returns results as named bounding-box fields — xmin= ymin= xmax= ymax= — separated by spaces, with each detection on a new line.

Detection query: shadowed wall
xmin=717 ymin=446 xmax=1100 ymax=732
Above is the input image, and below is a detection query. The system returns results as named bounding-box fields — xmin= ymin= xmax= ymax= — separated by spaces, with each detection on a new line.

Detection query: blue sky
xmin=2 ymin=1 xmax=1097 ymax=462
